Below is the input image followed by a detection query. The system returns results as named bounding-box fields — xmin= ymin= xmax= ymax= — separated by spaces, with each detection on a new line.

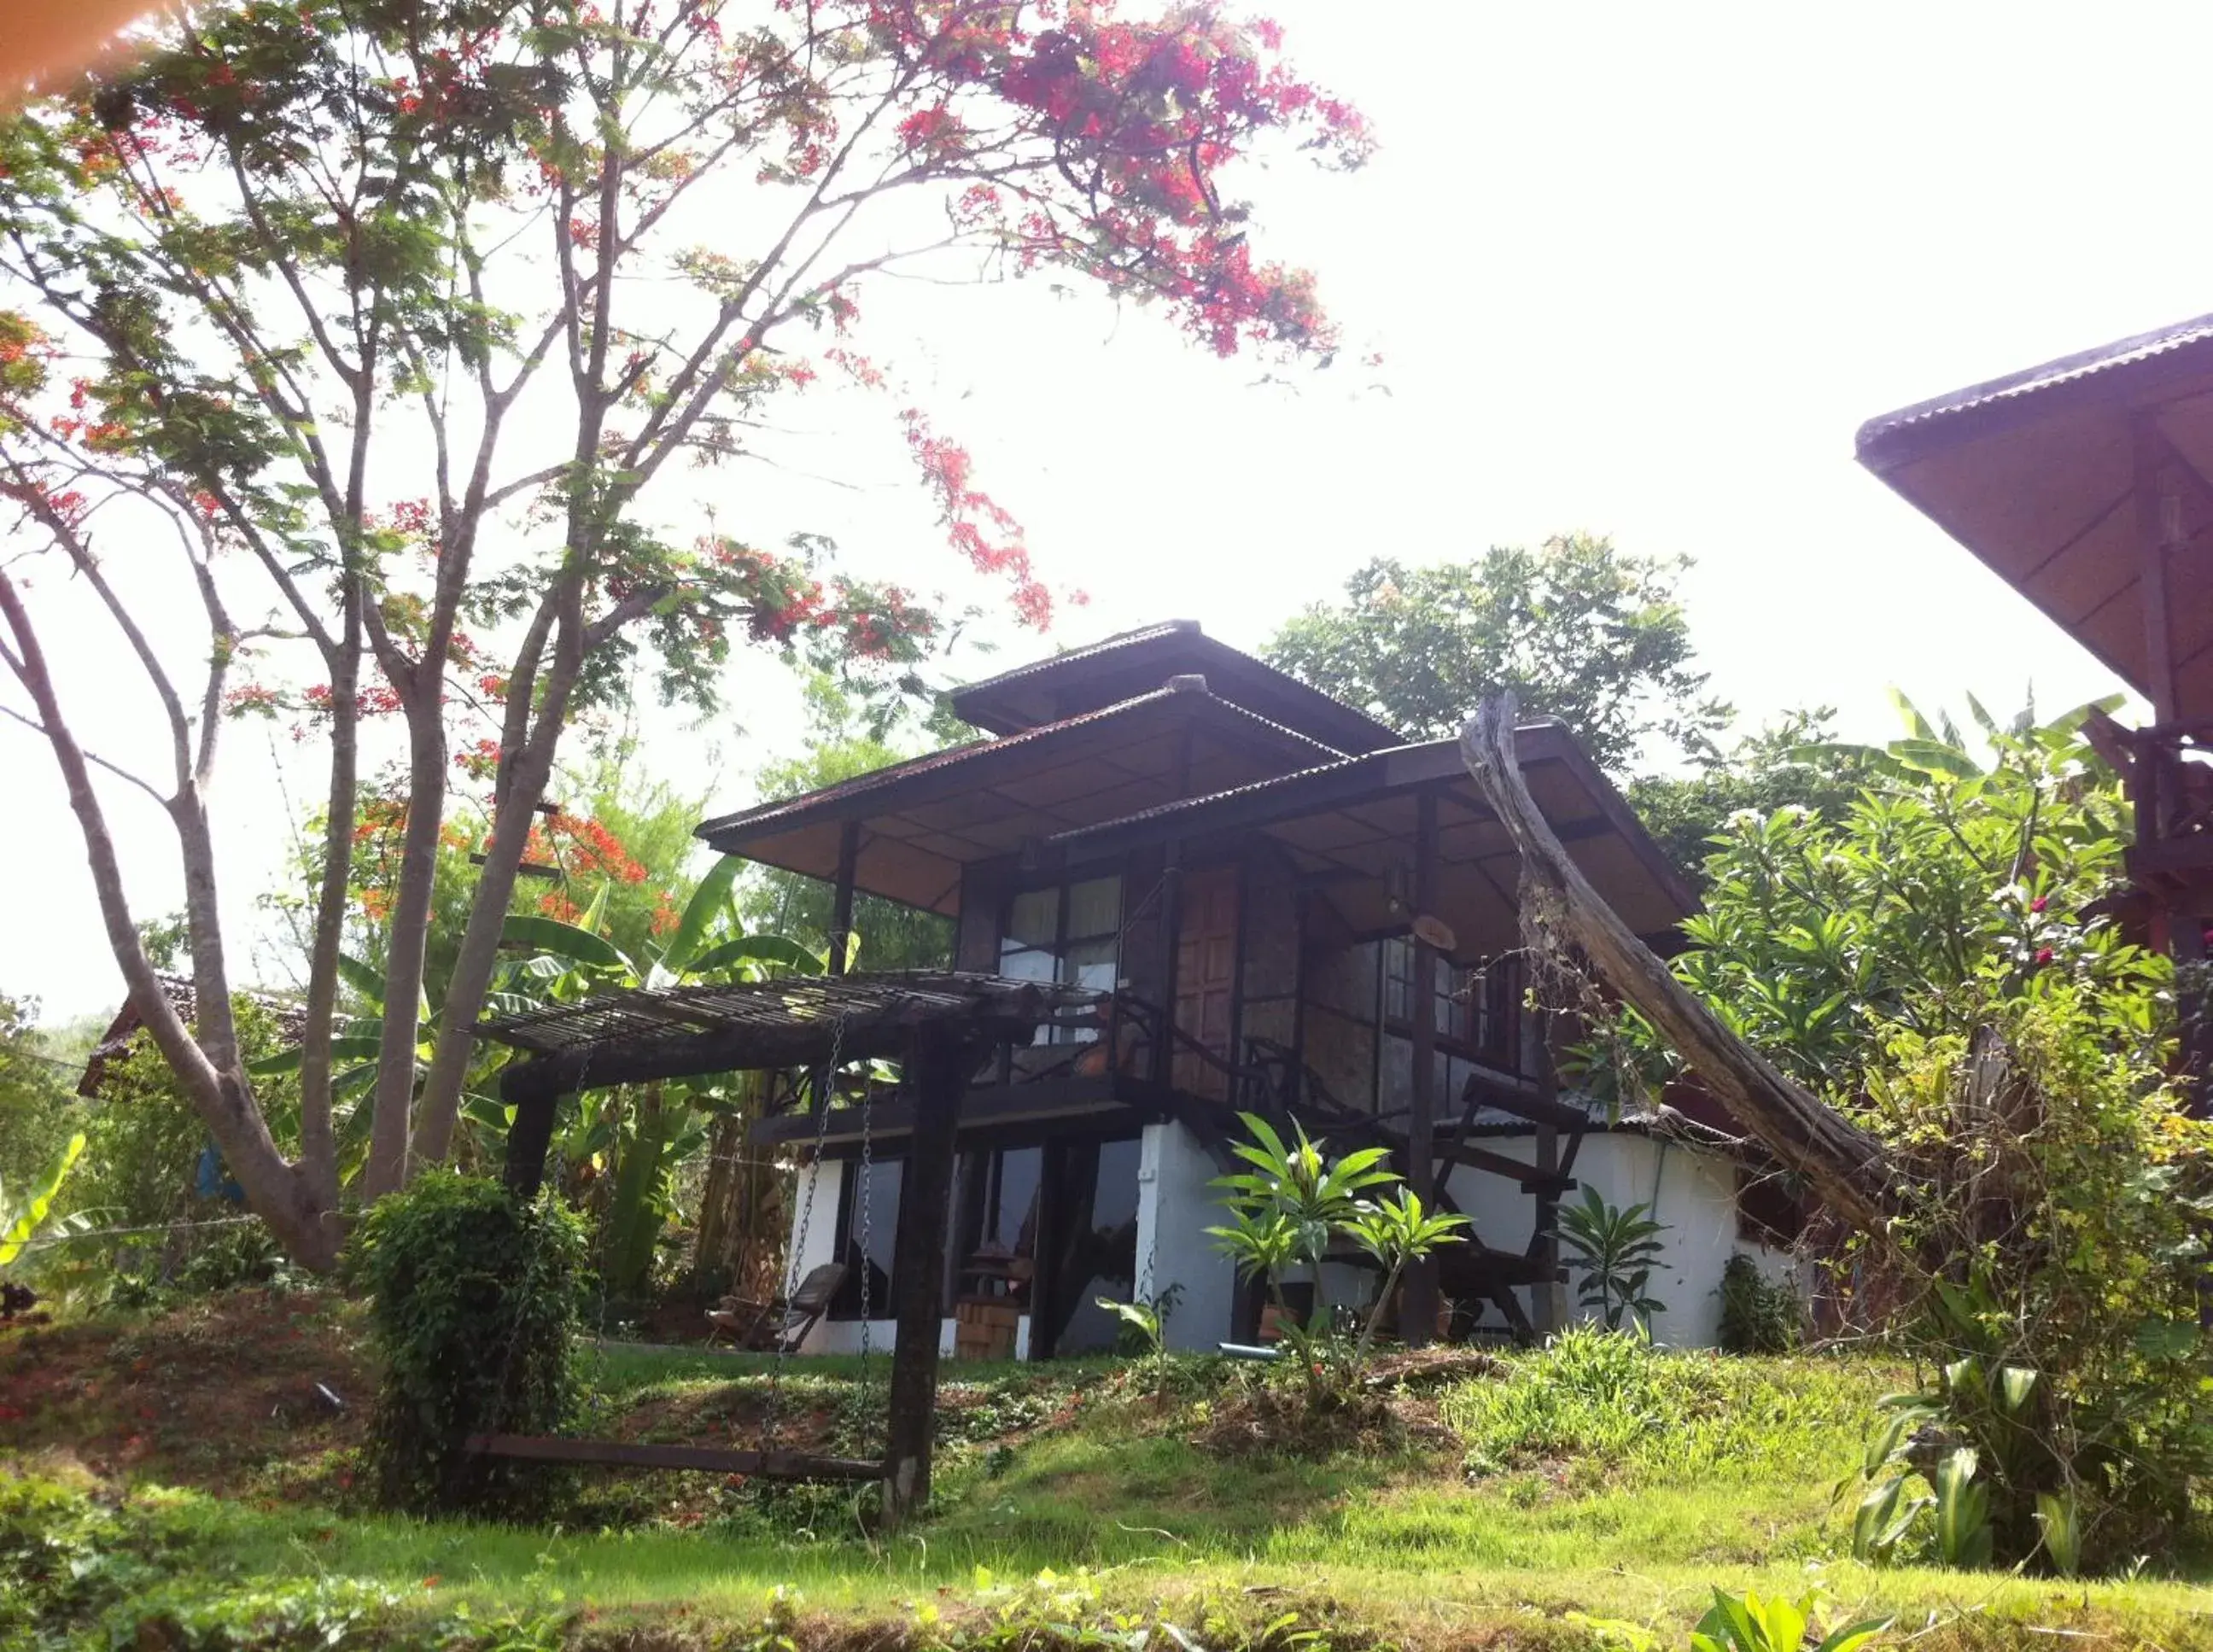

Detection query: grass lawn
xmin=5 ymin=1290 xmax=2210 ymax=1651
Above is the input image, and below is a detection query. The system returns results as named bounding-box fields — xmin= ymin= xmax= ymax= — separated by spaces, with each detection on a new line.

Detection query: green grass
xmin=9 ymin=1312 xmax=2213 ymax=1650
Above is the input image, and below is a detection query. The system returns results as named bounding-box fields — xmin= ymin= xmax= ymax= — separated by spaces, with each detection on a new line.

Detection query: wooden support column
xmin=1529 ymin=1012 xmax=1568 ymax=1333
xmin=1402 ymin=790 xmax=1440 ymax=1346
xmin=2135 ymin=417 xmax=2185 ymax=728
xmin=881 ymin=1022 xmax=967 ymax=1530
xmin=503 ymin=1090 xmax=565 ymax=1198
xmin=828 ymin=820 xmax=861 ymax=976
xmin=1152 ymin=841 xmax=1184 ymax=1085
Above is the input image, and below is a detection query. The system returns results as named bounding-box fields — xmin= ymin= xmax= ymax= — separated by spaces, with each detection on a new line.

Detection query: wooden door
xmin=1173 ymin=864 xmax=1240 ymax=1100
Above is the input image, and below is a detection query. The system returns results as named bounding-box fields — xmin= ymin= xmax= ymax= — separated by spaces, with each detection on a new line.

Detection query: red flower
xmin=2035 ymin=948 xmax=2055 ymax=966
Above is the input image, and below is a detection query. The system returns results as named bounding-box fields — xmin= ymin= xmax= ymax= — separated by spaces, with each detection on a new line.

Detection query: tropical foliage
xmin=1553 ymin=1188 xmax=1668 ymax=1333
xmin=1265 ymin=535 xmax=1730 ymax=771
xmin=351 ymin=1170 xmax=587 ymax=1513
xmin=1591 ymin=696 xmax=2213 ymax=1571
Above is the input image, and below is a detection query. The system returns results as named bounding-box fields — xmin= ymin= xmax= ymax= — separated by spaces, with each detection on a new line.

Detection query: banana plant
xmin=1 ymin=1132 xmax=91 ymax=1270
xmin=493 ymin=855 xmax=838 ymax=1299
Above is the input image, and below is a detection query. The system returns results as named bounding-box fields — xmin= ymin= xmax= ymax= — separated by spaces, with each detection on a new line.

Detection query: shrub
xmin=350 ymin=1170 xmax=587 ymax=1513
xmin=1715 ymin=1255 xmax=1801 ymax=1355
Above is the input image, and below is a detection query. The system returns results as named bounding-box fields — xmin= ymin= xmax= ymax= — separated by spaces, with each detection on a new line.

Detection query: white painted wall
xmin=783 ymin=1158 xmax=967 ymax=1357
xmin=1442 ymin=1133 xmax=1794 ymax=1348
xmin=779 ymin=1129 xmax=1791 ymax=1357
xmin=1136 ymin=1121 xmax=1241 ymax=1351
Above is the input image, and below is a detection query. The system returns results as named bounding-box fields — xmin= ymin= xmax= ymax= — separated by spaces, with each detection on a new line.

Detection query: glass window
xmin=830 ymin=1156 xmax=902 ymax=1319
xmin=998 ymin=875 xmax=1122 ymax=1041
xmin=1052 ymin=1137 xmax=1143 ymax=1355
xmin=1381 ymin=937 xmax=1414 ymax=1022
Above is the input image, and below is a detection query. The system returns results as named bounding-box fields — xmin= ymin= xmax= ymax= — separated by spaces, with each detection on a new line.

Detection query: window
xmin=949 ymin=1145 xmax=1043 ymax=1299
xmin=999 ymin=875 xmax=1122 ymax=1040
xmin=1379 ymin=942 xmax=1521 ymax=1071
xmin=829 ymin=1155 xmax=902 ymax=1319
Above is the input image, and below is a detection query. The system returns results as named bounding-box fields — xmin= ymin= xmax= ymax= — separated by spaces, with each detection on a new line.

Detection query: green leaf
xmin=1 ymin=1131 xmax=86 ymax=1266
xmin=500 ymin=914 xmax=627 ymax=970
xmin=659 ymin=854 xmax=744 ymax=976
xmin=336 ymin=951 xmax=388 ymax=1007
xmin=686 ymin=933 xmax=825 ymax=977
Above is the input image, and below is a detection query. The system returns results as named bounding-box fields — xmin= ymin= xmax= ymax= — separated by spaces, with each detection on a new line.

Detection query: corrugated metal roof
xmin=695 ymin=682 xmax=1343 ymax=846
xmin=1857 ymin=310 xmax=2213 ymax=461
xmin=951 ymin=621 xmax=1197 ymax=699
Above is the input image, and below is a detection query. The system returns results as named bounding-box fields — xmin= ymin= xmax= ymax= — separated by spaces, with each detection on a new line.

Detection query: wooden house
xmin=1859 ymin=312 xmax=2213 ymax=993
xmin=693 ymin=623 xmax=1798 ymax=1357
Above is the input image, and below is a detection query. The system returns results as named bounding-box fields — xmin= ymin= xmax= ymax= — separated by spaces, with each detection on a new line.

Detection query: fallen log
xmin=1459 ymin=696 xmax=1904 ymax=1235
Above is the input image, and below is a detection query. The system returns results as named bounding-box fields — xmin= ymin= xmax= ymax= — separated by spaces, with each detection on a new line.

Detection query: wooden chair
xmin=707 ymin=1261 xmax=848 ymax=1352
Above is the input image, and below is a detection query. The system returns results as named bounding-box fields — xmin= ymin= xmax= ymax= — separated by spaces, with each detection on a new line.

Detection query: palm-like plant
xmin=0 ymin=1131 xmax=89 ymax=1271
xmin=490 ymin=856 xmax=834 ymax=1297
xmin=1555 ymin=1186 xmax=1669 ymax=1331
xmin=1208 ymin=1113 xmax=1468 ymax=1402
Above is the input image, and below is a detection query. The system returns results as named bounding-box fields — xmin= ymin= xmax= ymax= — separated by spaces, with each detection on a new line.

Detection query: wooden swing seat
xmin=463 ymin=1433 xmax=884 ymax=1480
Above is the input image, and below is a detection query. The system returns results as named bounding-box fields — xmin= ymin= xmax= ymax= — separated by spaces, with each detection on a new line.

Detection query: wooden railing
xmin=2125 ymin=721 xmax=2213 ymax=885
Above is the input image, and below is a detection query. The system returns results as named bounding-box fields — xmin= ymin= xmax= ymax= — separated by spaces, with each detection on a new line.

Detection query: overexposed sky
xmin=6 ymin=1 xmax=2204 ymax=1020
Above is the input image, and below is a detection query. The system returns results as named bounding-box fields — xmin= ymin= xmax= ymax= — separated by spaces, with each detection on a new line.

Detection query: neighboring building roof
xmin=1855 ymin=310 xmax=2213 ymax=718
xmin=77 ymin=972 xmax=308 ymax=1098
xmin=949 ymin=620 xmax=1404 ymax=755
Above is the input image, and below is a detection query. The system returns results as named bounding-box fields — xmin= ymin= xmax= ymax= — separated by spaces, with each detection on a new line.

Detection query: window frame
xmin=1378 ymin=940 xmax=1522 ymax=1072
xmin=998 ymin=871 xmax=1124 ymax=1039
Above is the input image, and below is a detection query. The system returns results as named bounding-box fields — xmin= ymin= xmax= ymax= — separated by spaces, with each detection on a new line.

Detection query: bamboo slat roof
xmin=475 ymin=971 xmax=1105 ymax=1103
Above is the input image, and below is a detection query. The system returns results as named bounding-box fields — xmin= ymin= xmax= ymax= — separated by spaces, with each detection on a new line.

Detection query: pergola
xmin=470 ymin=969 xmax=1104 ymax=1526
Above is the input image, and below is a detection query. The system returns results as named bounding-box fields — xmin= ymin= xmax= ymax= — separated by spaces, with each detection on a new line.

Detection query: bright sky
xmin=7 ymin=0 xmax=2208 ymax=1023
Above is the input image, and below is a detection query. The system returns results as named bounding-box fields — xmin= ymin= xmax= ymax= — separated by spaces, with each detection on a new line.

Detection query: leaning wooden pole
xmin=1459 ymin=697 xmax=1902 ymax=1235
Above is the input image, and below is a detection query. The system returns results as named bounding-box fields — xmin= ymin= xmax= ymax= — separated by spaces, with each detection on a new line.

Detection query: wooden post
xmin=1152 ymin=843 xmax=1183 ymax=1084
xmin=2134 ymin=419 xmax=2183 ymax=728
xmin=503 ymin=1089 xmax=565 ymax=1198
xmin=1530 ymin=1012 xmax=1568 ymax=1333
xmin=828 ymin=821 xmax=861 ymax=976
xmin=882 ymin=1022 xmax=966 ymax=1530
xmin=1402 ymin=790 xmax=1440 ymax=1346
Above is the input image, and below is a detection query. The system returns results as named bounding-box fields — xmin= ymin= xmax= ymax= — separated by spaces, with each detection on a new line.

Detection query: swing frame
xmin=470 ymin=970 xmax=1104 ymax=1529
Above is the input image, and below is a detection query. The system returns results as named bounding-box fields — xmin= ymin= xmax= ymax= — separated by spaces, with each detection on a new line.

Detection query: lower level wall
xmin=1444 ymin=1132 xmax=1796 ymax=1347
xmin=778 ymin=1124 xmax=1792 ymax=1357
xmin=1135 ymin=1120 xmax=1241 ymax=1351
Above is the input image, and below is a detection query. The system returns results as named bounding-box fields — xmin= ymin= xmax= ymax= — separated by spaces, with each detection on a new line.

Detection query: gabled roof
xmin=949 ymin=620 xmax=1404 ymax=755
xmin=1042 ymin=721 xmax=1696 ymax=956
xmin=1856 ymin=312 xmax=2213 ymax=717
xmin=696 ymin=680 xmax=1346 ymax=914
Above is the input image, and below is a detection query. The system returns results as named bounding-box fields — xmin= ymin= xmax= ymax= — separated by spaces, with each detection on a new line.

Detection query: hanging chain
xmin=856 ymin=1071 xmax=875 ymax=1366
xmin=764 ymin=1014 xmax=848 ymax=1450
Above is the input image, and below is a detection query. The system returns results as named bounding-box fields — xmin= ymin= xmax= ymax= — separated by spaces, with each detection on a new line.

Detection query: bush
xmin=1716 ymin=1255 xmax=1801 ymax=1355
xmin=350 ymin=1170 xmax=587 ymax=1514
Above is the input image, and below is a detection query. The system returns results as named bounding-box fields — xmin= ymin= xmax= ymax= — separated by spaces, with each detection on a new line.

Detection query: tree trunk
xmin=1457 ymin=696 xmax=1904 ymax=1235
xmin=0 ymin=571 xmax=339 ymax=1271
xmin=364 ymin=704 xmax=451 ymax=1197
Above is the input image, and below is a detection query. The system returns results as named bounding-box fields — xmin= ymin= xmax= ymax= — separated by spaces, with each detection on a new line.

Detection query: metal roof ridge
xmin=1856 ymin=309 xmax=2213 ymax=459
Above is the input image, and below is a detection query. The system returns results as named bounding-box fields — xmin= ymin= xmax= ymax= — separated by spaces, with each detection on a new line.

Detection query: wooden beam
xmin=503 ymin=1090 xmax=563 ymax=1198
xmin=882 ymin=1021 xmax=969 ymax=1530
xmin=829 ymin=820 xmax=861 ymax=976
xmin=2136 ymin=416 xmax=2184 ymax=727
xmin=1403 ymin=790 xmax=1440 ymax=1346
xmin=1529 ymin=1012 xmax=1568 ymax=1334
xmin=464 ymin=1434 xmax=883 ymax=1480
xmin=493 ymin=978 xmax=1099 ymax=1105
xmin=1459 ymin=697 xmax=1901 ymax=1235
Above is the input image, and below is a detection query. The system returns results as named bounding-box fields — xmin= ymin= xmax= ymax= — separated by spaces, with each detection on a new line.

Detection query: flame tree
xmin=0 ymin=0 xmax=1366 ymax=1266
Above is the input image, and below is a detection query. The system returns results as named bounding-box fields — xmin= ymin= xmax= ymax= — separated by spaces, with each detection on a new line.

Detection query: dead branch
xmin=1458 ymin=694 xmax=1905 ymax=1234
